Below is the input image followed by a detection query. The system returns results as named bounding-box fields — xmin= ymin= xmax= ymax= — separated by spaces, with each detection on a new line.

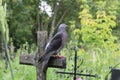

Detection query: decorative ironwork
xmin=56 ymin=47 xmax=98 ymax=80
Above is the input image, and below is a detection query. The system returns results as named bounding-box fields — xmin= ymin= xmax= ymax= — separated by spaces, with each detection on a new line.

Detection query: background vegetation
xmin=1 ymin=0 xmax=120 ymax=80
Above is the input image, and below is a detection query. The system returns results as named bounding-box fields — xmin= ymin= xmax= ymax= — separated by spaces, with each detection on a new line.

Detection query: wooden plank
xmin=20 ymin=54 xmax=34 ymax=65
xmin=19 ymin=54 xmax=66 ymax=68
xmin=48 ymin=57 xmax=66 ymax=68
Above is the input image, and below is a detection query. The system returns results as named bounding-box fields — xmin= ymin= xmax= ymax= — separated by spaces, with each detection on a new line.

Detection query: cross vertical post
xmin=36 ymin=31 xmax=48 ymax=80
xmin=73 ymin=48 xmax=77 ymax=80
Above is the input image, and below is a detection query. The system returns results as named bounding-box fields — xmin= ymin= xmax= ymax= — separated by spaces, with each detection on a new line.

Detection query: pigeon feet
xmin=52 ymin=55 xmax=64 ymax=58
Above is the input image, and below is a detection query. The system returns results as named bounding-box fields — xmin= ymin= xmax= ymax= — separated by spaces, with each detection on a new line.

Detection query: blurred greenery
xmin=0 ymin=49 xmax=36 ymax=80
xmin=1 ymin=0 xmax=120 ymax=80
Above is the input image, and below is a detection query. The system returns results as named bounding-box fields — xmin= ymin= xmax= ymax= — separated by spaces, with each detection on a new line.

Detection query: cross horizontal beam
xmin=19 ymin=54 xmax=66 ymax=68
xmin=56 ymin=71 xmax=98 ymax=78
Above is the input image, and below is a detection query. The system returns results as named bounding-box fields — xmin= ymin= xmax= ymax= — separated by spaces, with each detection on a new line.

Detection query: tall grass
xmin=0 ymin=1 xmax=14 ymax=80
xmin=0 ymin=43 xmax=36 ymax=80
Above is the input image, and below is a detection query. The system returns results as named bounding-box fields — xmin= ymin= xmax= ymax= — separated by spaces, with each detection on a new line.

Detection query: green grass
xmin=0 ymin=52 xmax=36 ymax=80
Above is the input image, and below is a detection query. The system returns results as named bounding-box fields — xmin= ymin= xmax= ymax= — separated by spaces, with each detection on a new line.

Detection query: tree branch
xmin=56 ymin=9 xmax=67 ymax=28
xmin=35 ymin=0 xmax=40 ymax=31
xmin=49 ymin=1 xmax=59 ymax=40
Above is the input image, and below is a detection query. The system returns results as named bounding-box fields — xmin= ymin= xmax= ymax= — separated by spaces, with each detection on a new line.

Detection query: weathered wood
xmin=48 ymin=57 xmax=66 ymax=68
xmin=37 ymin=31 xmax=48 ymax=49
xmin=37 ymin=31 xmax=48 ymax=80
xmin=20 ymin=54 xmax=66 ymax=68
xmin=20 ymin=54 xmax=34 ymax=65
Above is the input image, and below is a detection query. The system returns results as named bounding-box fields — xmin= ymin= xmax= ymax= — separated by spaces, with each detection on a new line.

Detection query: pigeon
xmin=38 ymin=24 xmax=68 ymax=63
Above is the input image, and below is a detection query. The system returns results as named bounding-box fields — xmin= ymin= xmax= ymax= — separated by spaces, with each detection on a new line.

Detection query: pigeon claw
xmin=53 ymin=55 xmax=64 ymax=58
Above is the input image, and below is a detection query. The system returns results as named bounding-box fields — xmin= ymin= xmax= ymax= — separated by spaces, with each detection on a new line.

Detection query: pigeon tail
xmin=38 ymin=53 xmax=51 ymax=63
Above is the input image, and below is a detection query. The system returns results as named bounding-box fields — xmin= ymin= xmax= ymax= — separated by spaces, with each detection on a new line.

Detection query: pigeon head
xmin=58 ymin=24 xmax=68 ymax=31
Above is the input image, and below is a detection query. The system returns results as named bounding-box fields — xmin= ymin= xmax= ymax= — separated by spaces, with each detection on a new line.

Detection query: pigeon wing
xmin=39 ymin=33 xmax=62 ymax=63
xmin=45 ymin=33 xmax=62 ymax=54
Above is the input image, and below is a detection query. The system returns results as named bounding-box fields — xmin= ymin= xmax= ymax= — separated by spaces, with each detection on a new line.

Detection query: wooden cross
xmin=19 ymin=31 xmax=66 ymax=80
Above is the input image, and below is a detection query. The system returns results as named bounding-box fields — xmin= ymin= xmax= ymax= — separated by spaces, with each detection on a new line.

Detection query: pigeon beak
xmin=66 ymin=25 xmax=68 ymax=28
xmin=66 ymin=25 xmax=69 ymax=31
xmin=65 ymin=25 xmax=68 ymax=28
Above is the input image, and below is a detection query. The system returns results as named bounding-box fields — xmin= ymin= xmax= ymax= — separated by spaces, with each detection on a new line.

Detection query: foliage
xmin=0 ymin=1 xmax=14 ymax=80
xmin=67 ymin=0 xmax=120 ymax=80
xmin=79 ymin=4 xmax=117 ymax=50
xmin=0 ymin=1 xmax=9 ymax=44
xmin=4 ymin=0 xmax=37 ymax=48
xmin=1 ymin=0 xmax=120 ymax=80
